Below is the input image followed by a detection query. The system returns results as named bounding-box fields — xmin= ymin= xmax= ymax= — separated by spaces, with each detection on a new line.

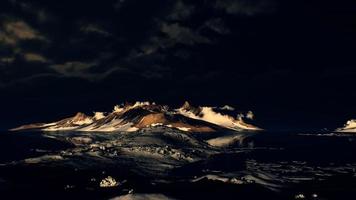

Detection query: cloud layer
xmin=0 ymin=0 xmax=355 ymax=130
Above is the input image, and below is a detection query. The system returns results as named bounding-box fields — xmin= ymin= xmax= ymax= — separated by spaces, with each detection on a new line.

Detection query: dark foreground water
xmin=0 ymin=130 xmax=355 ymax=200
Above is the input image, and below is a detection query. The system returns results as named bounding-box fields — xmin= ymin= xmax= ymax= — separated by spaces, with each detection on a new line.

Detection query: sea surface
xmin=0 ymin=129 xmax=355 ymax=200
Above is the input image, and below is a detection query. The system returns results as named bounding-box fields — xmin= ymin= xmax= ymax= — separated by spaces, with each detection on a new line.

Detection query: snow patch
xmin=178 ymin=106 xmax=260 ymax=131
xmin=100 ymin=176 xmax=119 ymax=187
xmin=73 ymin=117 xmax=93 ymax=125
xmin=113 ymin=105 xmax=124 ymax=113
xmin=336 ymin=119 xmax=356 ymax=132
xmin=93 ymin=112 xmax=105 ymax=120
xmin=176 ymin=127 xmax=191 ymax=132
xmin=132 ymin=101 xmax=154 ymax=108
xmin=220 ymin=105 xmax=235 ymax=111
xmin=150 ymin=123 xmax=163 ymax=127
xmin=246 ymin=111 xmax=254 ymax=120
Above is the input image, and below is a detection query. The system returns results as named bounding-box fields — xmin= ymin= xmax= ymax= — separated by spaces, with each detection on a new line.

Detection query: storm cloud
xmin=0 ymin=0 xmax=355 ymax=130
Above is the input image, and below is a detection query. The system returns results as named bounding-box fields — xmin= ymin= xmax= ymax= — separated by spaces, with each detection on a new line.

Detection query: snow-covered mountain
xmin=336 ymin=119 xmax=356 ymax=132
xmin=11 ymin=101 xmax=262 ymax=132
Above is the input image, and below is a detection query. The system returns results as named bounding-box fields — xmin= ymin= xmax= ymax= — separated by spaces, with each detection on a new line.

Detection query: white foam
xmin=110 ymin=194 xmax=175 ymax=200
xmin=24 ymin=155 xmax=63 ymax=164
xmin=192 ymin=174 xmax=241 ymax=184
xmin=206 ymin=134 xmax=244 ymax=147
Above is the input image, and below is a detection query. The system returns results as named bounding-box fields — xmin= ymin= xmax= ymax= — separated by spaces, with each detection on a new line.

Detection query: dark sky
xmin=0 ymin=0 xmax=355 ymax=130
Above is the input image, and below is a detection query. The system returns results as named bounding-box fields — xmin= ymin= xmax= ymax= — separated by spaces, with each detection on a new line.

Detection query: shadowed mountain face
xmin=11 ymin=101 xmax=261 ymax=132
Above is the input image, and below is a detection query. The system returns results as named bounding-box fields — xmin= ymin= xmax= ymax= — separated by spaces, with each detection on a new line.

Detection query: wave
xmin=110 ymin=193 xmax=176 ymax=200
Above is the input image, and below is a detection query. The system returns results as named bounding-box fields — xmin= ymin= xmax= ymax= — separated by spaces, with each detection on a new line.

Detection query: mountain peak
xmin=181 ymin=101 xmax=191 ymax=110
xmin=72 ymin=112 xmax=91 ymax=122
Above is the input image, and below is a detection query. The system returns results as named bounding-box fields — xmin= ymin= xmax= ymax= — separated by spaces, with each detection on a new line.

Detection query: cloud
xmin=161 ymin=23 xmax=211 ymax=46
xmin=214 ymin=0 xmax=275 ymax=16
xmin=0 ymin=0 xmax=278 ymax=89
xmin=48 ymin=61 xmax=130 ymax=81
xmin=167 ymin=0 xmax=195 ymax=21
xmin=4 ymin=21 xmax=40 ymax=39
xmin=8 ymin=0 xmax=54 ymax=23
xmin=134 ymin=21 xmax=212 ymax=57
xmin=113 ymin=0 xmax=127 ymax=10
xmin=80 ymin=24 xmax=112 ymax=37
xmin=131 ymin=21 xmax=213 ymax=59
xmin=23 ymin=53 xmax=48 ymax=63
xmin=203 ymin=18 xmax=231 ymax=35
xmin=0 ymin=57 xmax=15 ymax=64
xmin=0 ymin=20 xmax=47 ymax=46
xmin=0 ymin=17 xmax=49 ymax=69
xmin=50 ymin=61 xmax=97 ymax=77
xmin=0 ymin=72 xmax=61 ymax=89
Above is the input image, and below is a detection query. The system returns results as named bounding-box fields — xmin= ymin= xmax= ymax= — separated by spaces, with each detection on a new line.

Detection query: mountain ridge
xmin=10 ymin=101 xmax=262 ymax=133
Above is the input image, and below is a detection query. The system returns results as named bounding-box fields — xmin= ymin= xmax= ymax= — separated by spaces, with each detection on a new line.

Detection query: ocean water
xmin=0 ymin=130 xmax=355 ymax=200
